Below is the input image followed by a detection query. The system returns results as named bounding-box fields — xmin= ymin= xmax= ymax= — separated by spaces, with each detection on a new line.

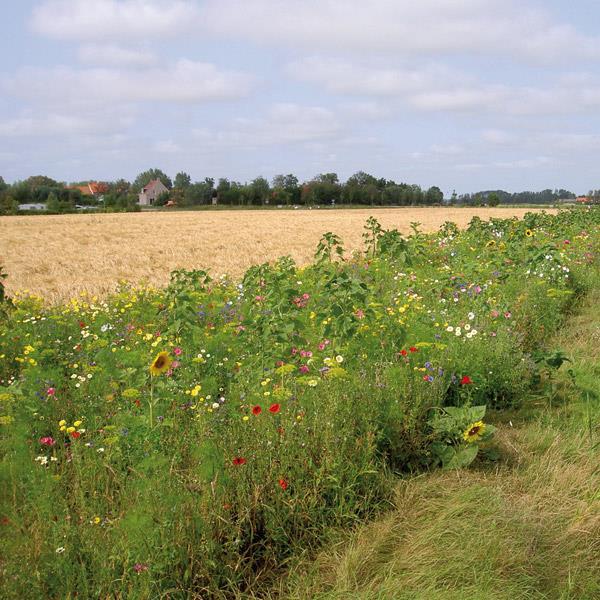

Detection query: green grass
xmin=271 ymin=288 xmax=600 ymax=600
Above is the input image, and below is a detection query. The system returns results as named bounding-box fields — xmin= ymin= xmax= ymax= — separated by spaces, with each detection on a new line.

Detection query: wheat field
xmin=0 ymin=207 xmax=555 ymax=302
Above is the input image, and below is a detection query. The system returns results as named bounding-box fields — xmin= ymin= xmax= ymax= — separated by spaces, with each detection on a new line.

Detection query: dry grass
xmin=0 ymin=207 xmax=554 ymax=302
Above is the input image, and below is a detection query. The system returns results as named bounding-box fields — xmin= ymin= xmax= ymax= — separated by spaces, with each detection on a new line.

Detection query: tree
xmin=487 ymin=192 xmax=500 ymax=207
xmin=25 ymin=175 xmax=59 ymax=189
xmin=155 ymin=191 xmax=171 ymax=206
xmin=313 ymin=173 xmax=339 ymax=185
xmin=346 ymin=171 xmax=377 ymax=187
xmin=174 ymin=172 xmax=191 ymax=190
xmin=271 ymin=174 xmax=300 ymax=205
xmin=425 ymin=186 xmax=444 ymax=204
xmin=184 ymin=179 xmax=214 ymax=206
xmin=0 ymin=191 xmax=17 ymax=215
xmin=245 ymin=177 xmax=270 ymax=205
xmin=133 ymin=169 xmax=172 ymax=192
xmin=46 ymin=192 xmax=60 ymax=213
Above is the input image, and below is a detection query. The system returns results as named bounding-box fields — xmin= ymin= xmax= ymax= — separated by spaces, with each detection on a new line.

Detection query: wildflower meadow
xmin=0 ymin=208 xmax=599 ymax=598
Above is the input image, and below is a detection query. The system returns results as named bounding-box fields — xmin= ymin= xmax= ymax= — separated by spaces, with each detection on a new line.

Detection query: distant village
xmin=1 ymin=171 xmax=598 ymax=215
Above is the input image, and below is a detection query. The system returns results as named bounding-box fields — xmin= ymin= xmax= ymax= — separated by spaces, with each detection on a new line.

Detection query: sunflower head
xmin=463 ymin=421 xmax=486 ymax=443
xmin=525 ymin=229 xmax=534 ymax=237
xmin=149 ymin=351 xmax=172 ymax=376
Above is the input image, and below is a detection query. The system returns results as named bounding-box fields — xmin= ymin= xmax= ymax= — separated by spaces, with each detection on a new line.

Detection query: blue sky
xmin=2 ymin=0 xmax=600 ymax=195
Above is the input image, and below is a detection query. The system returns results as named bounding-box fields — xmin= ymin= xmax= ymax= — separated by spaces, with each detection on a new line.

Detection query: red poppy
xmin=278 ymin=478 xmax=288 ymax=491
xmin=269 ymin=403 xmax=281 ymax=414
xmin=400 ymin=349 xmax=408 ymax=356
xmin=232 ymin=457 xmax=246 ymax=466
xmin=409 ymin=346 xmax=418 ymax=353
xmin=70 ymin=431 xmax=81 ymax=439
xmin=252 ymin=405 xmax=262 ymax=415
xmin=460 ymin=375 xmax=473 ymax=385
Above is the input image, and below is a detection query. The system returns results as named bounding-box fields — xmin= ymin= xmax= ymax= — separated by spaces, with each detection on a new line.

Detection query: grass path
xmin=270 ymin=290 xmax=600 ymax=600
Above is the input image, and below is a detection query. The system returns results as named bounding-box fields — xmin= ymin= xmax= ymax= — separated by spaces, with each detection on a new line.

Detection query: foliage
xmin=0 ymin=207 xmax=598 ymax=597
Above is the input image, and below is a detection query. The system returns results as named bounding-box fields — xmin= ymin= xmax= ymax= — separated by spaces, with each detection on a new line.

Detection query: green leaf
xmin=443 ymin=444 xmax=479 ymax=470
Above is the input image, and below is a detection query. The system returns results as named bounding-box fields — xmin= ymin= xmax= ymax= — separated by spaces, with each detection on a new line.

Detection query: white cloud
xmin=153 ymin=140 xmax=180 ymax=153
xmin=430 ymin=144 xmax=464 ymax=156
xmin=193 ymin=103 xmax=343 ymax=147
xmin=493 ymin=156 xmax=552 ymax=169
xmin=0 ymin=111 xmax=133 ymax=137
xmin=78 ymin=44 xmax=157 ymax=67
xmin=31 ymin=0 xmax=199 ymax=41
xmin=200 ymin=0 xmax=600 ymax=63
xmin=288 ymin=57 xmax=460 ymax=96
xmin=481 ymin=129 xmax=518 ymax=145
xmin=6 ymin=60 xmax=253 ymax=106
xmin=289 ymin=57 xmax=600 ymax=116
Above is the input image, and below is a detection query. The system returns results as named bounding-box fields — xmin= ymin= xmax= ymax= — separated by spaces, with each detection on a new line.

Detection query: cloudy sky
xmin=2 ymin=0 xmax=600 ymax=194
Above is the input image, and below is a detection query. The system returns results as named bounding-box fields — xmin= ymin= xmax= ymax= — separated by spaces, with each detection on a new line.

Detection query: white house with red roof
xmin=138 ymin=179 xmax=169 ymax=206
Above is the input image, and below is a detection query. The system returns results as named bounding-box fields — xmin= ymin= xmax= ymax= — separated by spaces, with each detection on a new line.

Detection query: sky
xmin=1 ymin=0 xmax=600 ymax=195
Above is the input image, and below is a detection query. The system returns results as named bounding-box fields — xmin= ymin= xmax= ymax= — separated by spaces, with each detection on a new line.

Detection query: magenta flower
xmin=40 ymin=436 xmax=56 ymax=446
xmin=173 ymin=347 xmax=182 ymax=356
xmin=299 ymin=365 xmax=309 ymax=374
xmin=46 ymin=387 xmax=56 ymax=396
xmin=133 ymin=563 xmax=148 ymax=573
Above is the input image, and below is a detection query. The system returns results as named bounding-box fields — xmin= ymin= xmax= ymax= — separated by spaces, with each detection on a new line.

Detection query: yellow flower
xmin=463 ymin=421 xmax=486 ymax=443
xmin=58 ymin=419 xmax=66 ymax=427
xmin=486 ymin=240 xmax=496 ymax=247
xmin=525 ymin=229 xmax=534 ymax=237
xmin=149 ymin=351 xmax=172 ymax=376
xmin=73 ymin=420 xmax=82 ymax=427
xmin=66 ymin=426 xmax=76 ymax=433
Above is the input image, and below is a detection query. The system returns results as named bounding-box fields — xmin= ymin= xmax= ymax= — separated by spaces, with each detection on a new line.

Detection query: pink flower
xmin=504 ymin=311 xmax=512 ymax=319
xmin=355 ymin=309 xmax=365 ymax=319
xmin=173 ymin=347 xmax=182 ymax=356
xmin=299 ymin=365 xmax=309 ymax=374
xmin=46 ymin=387 xmax=56 ymax=396
xmin=133 ymin=563 xmax=148 ymax=573
xmin=291 ymin=347 xmax=298 ymax=356
xmin=318 ymin=342 xmax=326 ymax=351
xmin=39 ymin=436 xmax=55 ymax=446
xmin=490 ymin=310 xmax=499 ymax=318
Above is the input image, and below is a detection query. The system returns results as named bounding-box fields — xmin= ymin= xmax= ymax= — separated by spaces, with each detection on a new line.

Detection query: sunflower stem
xmin=149 ymin=378 xmax=154 ymax=429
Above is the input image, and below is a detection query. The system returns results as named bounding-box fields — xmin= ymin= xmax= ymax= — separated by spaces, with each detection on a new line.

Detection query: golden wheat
xmin=0 ymin=207 xmax=555 ymax=302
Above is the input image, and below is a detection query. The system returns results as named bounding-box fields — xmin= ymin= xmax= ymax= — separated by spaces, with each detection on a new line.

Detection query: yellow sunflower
xmin=463 ymin=421 xmax=486 ymax=443
xmin=525 ymin=229 xmax=534 ymax=237
xmin=149 ymin=351 xmax=172 ymax=376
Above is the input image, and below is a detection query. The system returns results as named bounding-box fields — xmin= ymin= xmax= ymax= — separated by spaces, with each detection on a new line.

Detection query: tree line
xmin=457 ymin=188 xmax=577 ymax=206
xmin=0 ymin=170 xmax=585 ymax=215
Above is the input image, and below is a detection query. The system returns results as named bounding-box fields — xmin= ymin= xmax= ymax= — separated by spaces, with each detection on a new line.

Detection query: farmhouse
xmin=138 ymin=179 xmax=169 ymax=206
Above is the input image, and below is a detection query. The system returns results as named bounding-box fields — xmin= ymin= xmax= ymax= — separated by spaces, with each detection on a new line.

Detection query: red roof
xmin=67 ymin=181 xmax=108 ymax=196
xmin=143 ymin=179 xmax=164 ymax=192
